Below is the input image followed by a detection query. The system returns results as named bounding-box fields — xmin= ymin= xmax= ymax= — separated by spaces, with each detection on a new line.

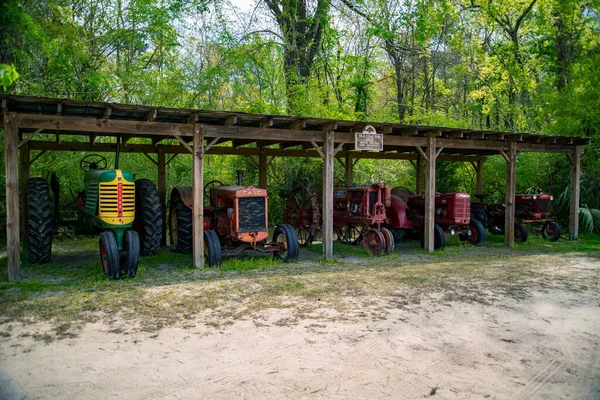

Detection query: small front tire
xmin=100 ymin=231 xmax=120 ymax=279
xmin=541 ymin=221 xmax=561 ymax=242
xmin=122 ymin=230 xmax=140 ymax=278
xmin=204 ymin=230 xmax=222 ymax=267
xmin=460 ymin=219 xmax=485 ymax=246
xmin=514 ymin=223 xmax=528 ymax=243
xmin=273 ymin=224 xmax=299 ymax=262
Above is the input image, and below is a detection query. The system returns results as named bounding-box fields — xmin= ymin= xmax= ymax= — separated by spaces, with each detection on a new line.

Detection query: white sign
xmin=354 ymin=125 xmax=383 ymax=151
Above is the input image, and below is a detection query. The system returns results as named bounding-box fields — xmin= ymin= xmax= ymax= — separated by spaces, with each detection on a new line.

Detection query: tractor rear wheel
xmin=133 ymin=179 xmax=162 ymax=256
xmin=169 ymin=194 xmax=192 ymax=253
xmin=542 ymin=221 xmax=561 ymax=242
xmin=273 ymin=224 xmax=299 ymax=262
xmin=470 ymin=202 xmax=487 ymax=228
xmin=363 ymin=228 xmax=386 ymax=256
xmin=380 ymin=227 xmax=395 ymax=255
xmin=460 ymin=219 xmax=486 ymax=246
xmin=514 ymin=223 xmax=528 ymax=243
xmin=99 ymin=231 xmax=120 ymax=279
xmin=26 ymin=178 xmax=53 ymax=263
xmin=204 ymin=230 xmax=222 ymax=267
xmin=121 ymin=230 xmax=140 ymax=278
xmin=420 ymin=224 xmax=446 ymax=250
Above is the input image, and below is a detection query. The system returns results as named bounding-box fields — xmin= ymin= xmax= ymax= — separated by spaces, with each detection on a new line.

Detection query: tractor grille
xmin=453 ymin=196 xmax=470 ymax=220
xmin=99 ymin=182 xmax=135 ymax=217
xmin=238 ymin=197 xmax=266 ymax=232
xmin=538 ymin=198 xmax=550 ymax=213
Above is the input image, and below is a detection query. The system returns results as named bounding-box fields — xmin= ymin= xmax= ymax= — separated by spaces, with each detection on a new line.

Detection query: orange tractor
xmin=169 ymin=171 xmax=299 ymax=266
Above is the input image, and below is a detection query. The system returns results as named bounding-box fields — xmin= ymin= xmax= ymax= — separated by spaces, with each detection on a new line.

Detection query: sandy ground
xmin=1 ymin=258 xmax=599 ymax=399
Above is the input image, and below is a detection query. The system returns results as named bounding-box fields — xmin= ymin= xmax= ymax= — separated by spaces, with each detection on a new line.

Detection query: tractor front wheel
xmin=420 ymin=224 xmax=446 ymax=250
xmin=204 ymin=230 xmax=222 ymax=267
xmin=363 ymin=228 xmax=386 ymax=256
xmin=460 ymin=219 xmax=486 ymax=246
xmin=380 ymin=227 xmax=395 ymax=255
xmin=273 ymin=224 xmax=300 ymax=262
xmin=541 ymin=221 xmax=561 ymax=242
xmin=121 ymin=230 xmax=140 ymax=278
xmin=133 ymin=179 xmax=162 ymax=256
xmin=26 ymin=178 xmax=53 ymax=263
xmin=514 ymin=223 xmax=528 ymax=243
xmin=99 ymin=231 xmax=120 ymax=279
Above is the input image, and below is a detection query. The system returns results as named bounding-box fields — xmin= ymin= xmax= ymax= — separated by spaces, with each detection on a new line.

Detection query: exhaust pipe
xmin=115 ymin=135 xmax=121 ymax=170
xmin=237 ymin=169 xmax=244 ymax=186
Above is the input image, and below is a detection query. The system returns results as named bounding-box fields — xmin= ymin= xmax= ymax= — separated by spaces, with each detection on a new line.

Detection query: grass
xmin=0 ymin=232 xmax=598 ymax=341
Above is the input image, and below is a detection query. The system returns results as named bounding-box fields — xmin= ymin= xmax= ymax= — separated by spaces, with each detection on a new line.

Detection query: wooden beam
xmin=504 ymin=140 xmax=517 ymax=247
xmin=476 ymin=158 xmax=485 ymax=195
xmin=18 ymin=114 xmax=193 ymax=137
xmin=311 ymin=140 xmax=325 ymax=159
xmin=157 ymin=146 xmax=167 ymax=247
xmin=424 ymin=136 xmax=436 ymax=253
xmin=416 ymin=154 xmax=424 ymax=195
xmin=142 ymin=152 xmax=158 ymax=166
xmin=174 ymin=135 xmax=193 ymax=154
xmin=192 ymin=124 xmax=204 ymax=268
xmin=569 ymin=147 xmax=582 ymax=240
xmin=323 ymin=131 xmax=335 ymax=260
xmin=415 ymin=146 xmax=428 ymax=162
xmin=104 ymin=106 xmax=112 ymax=119
xmin=165 ymin=153 xmax=178 ymax=165
xmin=259 ymin=147 xmax=267 ymax=189
xmin=29 ymin=150 xmax=47 ymax=165
xmin=345 ymin=151 xmax=353 ymax=186
xmin=19 ymin=142 xmax=30 ymax=254
xmin=147 ymin=109 xmax=157 ymax=122
xmin=4 ymin=112 xmax=20 ymax=281
xmin=18 ymin=128 xmax=43 ymax=148
xmin=204 ymin=137 xmax=220 ymax=153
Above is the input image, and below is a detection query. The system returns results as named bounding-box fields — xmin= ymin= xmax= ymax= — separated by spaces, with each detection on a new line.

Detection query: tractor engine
xmin=333 ymin=183 xmax=391 ymax=225
xmin=408 ymin=193 xmax=471 ymax=228
xmin=515 ymin=194 xmax=552 ymax=219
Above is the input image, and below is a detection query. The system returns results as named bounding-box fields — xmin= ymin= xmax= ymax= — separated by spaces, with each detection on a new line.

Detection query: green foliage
xmin=0 ymin=64 xmax=19 ymax=90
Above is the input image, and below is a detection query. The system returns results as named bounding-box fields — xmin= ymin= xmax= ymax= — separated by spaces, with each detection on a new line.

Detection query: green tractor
xmin=25 ymin=145 xmax=162 ymax=279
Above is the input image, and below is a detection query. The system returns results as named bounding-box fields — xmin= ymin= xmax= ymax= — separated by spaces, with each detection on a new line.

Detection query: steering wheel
xmin=80 ymin=154 xmax=108 ymax=171
xmin=204 ymin=180 xmax=225 ymax=199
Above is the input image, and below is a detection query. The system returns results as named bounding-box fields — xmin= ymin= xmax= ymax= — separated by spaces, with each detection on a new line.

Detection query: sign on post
xmin=354 ymin=125 xmax=383 ymax=151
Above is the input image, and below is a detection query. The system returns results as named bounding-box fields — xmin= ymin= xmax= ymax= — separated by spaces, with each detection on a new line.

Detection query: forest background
xmin=0 ymin=0 xmax=599 ymax=234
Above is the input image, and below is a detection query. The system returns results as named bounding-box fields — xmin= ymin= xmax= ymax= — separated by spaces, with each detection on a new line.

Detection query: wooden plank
xmin=174 ymin=135 xmax=193 ymax=154
xmin=192 ymin=124 xmax=204 ymax=268
xmin=30 ymin=150 xmax=47 ymax=165
xmin=322 ymin=131 xmax=335 ymax=260
xmin=345 ymin=152 xmax=353 ymax=185
xmin=18 ymin=114 xmax=193 ymax=137
xmin=569 ymin=147 xmax=582 ymax=240
xmin=416 ymin=154 xmax=424 ymax=195
xmin=4 ymin=112 xmax=20 ymax=281
xmin=157 ymin=146 xmax=167 ymax=247
xmin=259 ymin=148 xmax=267 ymax=189
xmin=476 ymin=158 xmax=485 ymax=195
xmin=311 ymin=140 xmax=325 ymax=159
xmin=18 ymin=128 xmax=43 ymax=148
xmin=142 ymin=152 xmax=158 ymax=166
xmin=424 ymin=136 xmax=436 ymax=253
xmin=19 ymin=142 xmax=30 ymax=254
xmin=204 ymin=125 xmax=325 ymax=142
xmin=504 ymin=140 xmax=517 ymax=247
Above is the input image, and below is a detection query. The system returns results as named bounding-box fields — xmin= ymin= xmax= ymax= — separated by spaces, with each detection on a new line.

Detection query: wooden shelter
xmin=2 ymin=96 xmax=589 ymax=281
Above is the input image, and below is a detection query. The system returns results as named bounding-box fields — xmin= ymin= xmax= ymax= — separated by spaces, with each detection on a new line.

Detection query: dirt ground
xmin=0 ymin=249 xmax=599 ymax=399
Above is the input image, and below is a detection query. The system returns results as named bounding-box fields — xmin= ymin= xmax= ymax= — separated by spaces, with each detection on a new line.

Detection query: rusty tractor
xmin=393 ymin=189 xmax=486 ymax=250
xmin=170 ymin=170 xmax=299 ymax=266
xmin=470 ymin=190 xmax=560 ymax=242
xmin=285 ymin=183 xmax=396 ymax=256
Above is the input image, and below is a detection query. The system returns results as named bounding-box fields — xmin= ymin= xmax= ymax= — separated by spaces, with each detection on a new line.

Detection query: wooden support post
xmin=4 ymin=112 xmax=20 ymax=281
xmin=192 ymin=124 xmax=204 ymax=268
xmin=475 ymin=158 xmax=485 ymax=196
xmin=323 ymin=131 xmax=335 ymax=260
xmin=569 ymin=147 xmax=582 ymax=240
xmin=504 ymin=140 xmax=517 ymax=247
xmin=19 ymin=142 xmax=30 ymax=253
xmin=416 ymin=154 xmax=424 ymax=195
xmin=157 ymin=146 xmax=167 ymax=247
xmin=424 ymin=136 xmax=436 ymax=253
xmin=345 ymin=151 xmax=353 ymax=186
xmin=259 ymin=147 xmax=267 ymax=189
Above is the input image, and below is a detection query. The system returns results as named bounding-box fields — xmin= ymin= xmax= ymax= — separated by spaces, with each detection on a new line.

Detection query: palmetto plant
xmin=555 ymin=178 xmax=600 ymax=234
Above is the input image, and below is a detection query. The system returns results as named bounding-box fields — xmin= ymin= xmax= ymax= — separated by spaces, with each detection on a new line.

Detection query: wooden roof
xmin=2 ymin=96 xmax=590 ymax=159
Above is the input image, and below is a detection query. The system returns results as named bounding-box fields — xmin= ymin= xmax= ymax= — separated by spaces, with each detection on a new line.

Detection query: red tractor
xmin=285 ymin=183 xmax=396 ymax=256
xmin=470 ymin=190 xmax=560 ymax=242
xmin=170 ymin=171 xmax=299 ymax=266
xmin=395 ymin=190 xmax=486 ymax=250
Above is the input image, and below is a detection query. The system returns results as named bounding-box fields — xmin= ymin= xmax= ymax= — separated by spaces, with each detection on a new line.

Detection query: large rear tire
xmin=169 ymin=194 xmax=192 ymax=253
xmin=99 ymin=231 xmax=120 ymax=279
xmin=26 ymin=178 xmax=53 ymax=263
xmin=204 ymin=230 xmax=222 ymax=267
xmin=470 ymin=202 xmax=487 ymax=228
xmin=541 ymin=221 xmax=561 ymax=242
xmin=273 ymin=224 xmax=299 ymax=262
xmin=122 ymin=230 xmax=140 ymax=278
xmin=133 ymin=179 xmax=162 ymax=256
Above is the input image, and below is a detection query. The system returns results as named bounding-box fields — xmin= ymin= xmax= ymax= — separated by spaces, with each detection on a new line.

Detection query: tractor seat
xmin=474 ymin=194 xmax=489 ymax=200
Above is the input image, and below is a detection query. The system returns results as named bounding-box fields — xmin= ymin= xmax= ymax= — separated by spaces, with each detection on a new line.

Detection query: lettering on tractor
xmin=169 ymin=170 xmax=299 ymax=266
xmin=470 ymin=188 xmax=560 ymax=242
xmin=25 ymin=141 xmax=162 ymax=279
